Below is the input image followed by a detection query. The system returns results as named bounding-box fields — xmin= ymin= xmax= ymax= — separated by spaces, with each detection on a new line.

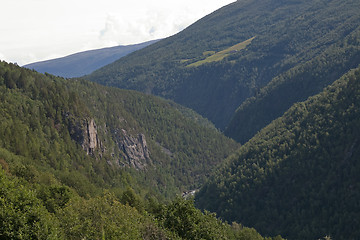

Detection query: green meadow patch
xmin=187 ymin=37 xmax=255 ymax=67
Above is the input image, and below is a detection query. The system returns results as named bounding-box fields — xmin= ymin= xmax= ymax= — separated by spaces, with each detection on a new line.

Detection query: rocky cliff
xmin=82 ymin=118 xmax=100 ymax=155
xmin=68 ymin=116 xmax=151 ymax=170
xmin=117 ymin=129 xmax=151 ymax=170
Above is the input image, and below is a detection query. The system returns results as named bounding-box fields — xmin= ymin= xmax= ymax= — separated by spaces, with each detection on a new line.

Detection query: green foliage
xmin=151 ymin=197 xmax=282 ymax=240
xmin=0 ymin=165 xmax=172 ymax=240
xmin=58 ymin=193 xmax=145 ymax=239
xmin=121 ymin=187 xmax=145 ymax=212
xmin=36 ymin=185 xmax=73 ymax=213
xmin=1 ymin=163 xmax=275 ymax=240
xmin=160 ymin=198 xmax=229 ymax=239
xmin=0 ymin=167 xmax=62 ymax=239
xmin=196 ymin=67 xmax=360 ymax=239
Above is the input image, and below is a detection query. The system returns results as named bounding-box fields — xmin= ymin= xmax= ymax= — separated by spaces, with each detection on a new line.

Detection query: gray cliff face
xmin=69 ymin=117 xmax=151 ymax=170
xmin=82 ymin=118 xmax=100 ymax=155
xmin=118 ymin=129 xmax=151 ymax=170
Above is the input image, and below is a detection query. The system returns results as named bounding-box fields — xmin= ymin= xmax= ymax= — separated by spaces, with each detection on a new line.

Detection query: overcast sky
xmin=0 ymin=0 xmax=235 ymax=66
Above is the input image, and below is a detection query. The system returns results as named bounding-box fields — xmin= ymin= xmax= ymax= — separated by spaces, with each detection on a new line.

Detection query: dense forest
xmin=85 ymin=0 xmax=360 ymax=134
xmin=196 ymin=66 xmax=360 ymax=240
xmin=0 ymin=61 xmax=284 ymax=239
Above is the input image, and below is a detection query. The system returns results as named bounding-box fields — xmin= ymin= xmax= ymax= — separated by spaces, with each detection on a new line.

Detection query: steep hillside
xmin=0 ymin=60 xmax=238 ymax=200
xmin=24 ymin=40 xmax=158 ymax=78
xmin=195 ymin=66 xmax=360 ymax=240
xmin=86 ymin=0 xmax=360 ymax=130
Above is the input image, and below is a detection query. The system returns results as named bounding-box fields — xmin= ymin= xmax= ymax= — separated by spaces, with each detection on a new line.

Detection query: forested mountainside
xmin=24 ymin=40 xmax=158 ymax=78
xmin=0 ymin=61 xmax=282 ymax=239
xmin=195 ymin=66 xmax=360 ymax=240
xmin=86 ymin=0 xmax=360 ymax=132
xmin=0 ymin=60 xmax=239 ymax=200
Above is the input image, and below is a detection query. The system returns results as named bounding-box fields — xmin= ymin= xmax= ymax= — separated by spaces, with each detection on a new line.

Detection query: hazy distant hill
xmin=85 ymin=0 xmax=360 ymax=132
xmin=23 ymin=40 xmax=158 ymax=78
xmin=196 ymin=66 xmax=360 ymax=240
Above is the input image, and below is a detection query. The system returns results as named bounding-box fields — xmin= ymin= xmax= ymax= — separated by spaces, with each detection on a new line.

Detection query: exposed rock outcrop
xmin=82 ymin=118 xmax=99 ymax=155
xmin=67 ymin=114 xmax=150 ymax=170
xmin=118 ymin=129 xmax=151 ymax=170
xmin=67 ymin=116 xmax=101 ymax=155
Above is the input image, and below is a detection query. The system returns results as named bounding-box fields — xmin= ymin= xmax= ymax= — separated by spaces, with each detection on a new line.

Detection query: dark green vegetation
xmin=196 ymin=66 xmax=360 ymax=240
xmin=86 ymin=0 xmax=360 ymax=134
xmin=24 ymin=40 xmax=158 ymax=78
xmin=0 ymin=61 xmax=282 ymax=239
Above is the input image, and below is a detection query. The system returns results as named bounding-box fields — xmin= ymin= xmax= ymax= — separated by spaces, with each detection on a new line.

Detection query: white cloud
xmin=96 ymin=0 xmax=233 ymax=46
xmin=97 ymin=11 xmax=183 ymax=46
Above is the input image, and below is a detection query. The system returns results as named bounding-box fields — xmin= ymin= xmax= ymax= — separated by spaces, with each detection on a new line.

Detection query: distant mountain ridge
xmin=24 ymin=40 xmax=159 ymax=78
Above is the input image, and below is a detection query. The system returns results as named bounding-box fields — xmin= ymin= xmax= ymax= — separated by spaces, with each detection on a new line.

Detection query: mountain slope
xmin=86 ymin=0 xmax=360 ymax=130
xmin=195 ymin=66 xmax=360 ymax=240
xmin=24 ymin=40 xmax=158 ymax=78
xmin=0 ymin=60 xmax=238 ymax=200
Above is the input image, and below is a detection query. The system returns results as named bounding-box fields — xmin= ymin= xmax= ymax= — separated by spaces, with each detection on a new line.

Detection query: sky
xmin=0 ymin=0 xmax=235 ymax=66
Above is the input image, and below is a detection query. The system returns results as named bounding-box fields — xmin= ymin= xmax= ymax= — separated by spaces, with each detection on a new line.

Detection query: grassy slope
xmin=187 ymin=37 xmax=256 ymax=67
